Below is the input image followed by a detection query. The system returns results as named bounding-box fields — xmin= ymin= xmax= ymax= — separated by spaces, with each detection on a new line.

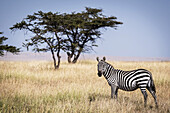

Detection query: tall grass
xmin=0 ymin=60 xmax=170 ymax=113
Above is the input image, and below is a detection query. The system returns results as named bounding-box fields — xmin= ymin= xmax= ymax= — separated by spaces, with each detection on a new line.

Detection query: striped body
xmin=96 ymin=57 xmax=158 ymax=107
xmin=104 ymin=66 xmax=151 ymax=92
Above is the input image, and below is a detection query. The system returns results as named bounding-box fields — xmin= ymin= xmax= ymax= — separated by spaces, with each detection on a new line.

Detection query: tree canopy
xmin=0 ymin=32 xmax=20 ymax=56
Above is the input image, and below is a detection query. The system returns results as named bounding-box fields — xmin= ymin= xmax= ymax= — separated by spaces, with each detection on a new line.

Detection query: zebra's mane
xmin=103 ymin=61 xmax=114 ymax=69
xmin=103 ymin=61 xmax=123 ymax=72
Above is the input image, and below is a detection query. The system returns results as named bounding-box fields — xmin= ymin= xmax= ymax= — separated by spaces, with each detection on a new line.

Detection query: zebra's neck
xmin=103 ymin=63 xmax=115 ymax=79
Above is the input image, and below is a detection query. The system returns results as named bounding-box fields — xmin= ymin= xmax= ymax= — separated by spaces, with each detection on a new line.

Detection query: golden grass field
xmin=0 ymin=60 xmax=170 ymax=113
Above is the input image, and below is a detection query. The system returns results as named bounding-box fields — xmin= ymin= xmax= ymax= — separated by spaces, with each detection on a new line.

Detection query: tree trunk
xmin=55 ymin=31 xmax=61 ymax=69
xmin=67 ymin=52 xmax=72 ymax=63
xmin=51 ymin=49 xmax=57 ymax=69
xmin=72 ymin=48 xmax=82 ymax=63
xmin=56 ymin=49 xmax=61 ymax=69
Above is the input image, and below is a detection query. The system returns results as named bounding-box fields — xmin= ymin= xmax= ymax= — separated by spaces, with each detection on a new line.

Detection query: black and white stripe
xmin=96 ymin=57 xmax=158 ymax=108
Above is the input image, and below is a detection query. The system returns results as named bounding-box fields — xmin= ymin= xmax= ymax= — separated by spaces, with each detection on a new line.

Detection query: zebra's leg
xmin=140 ymin=88 xmax=148 ymax=107
xmin=111 ymin=85 xmax=114 ymax=99
xmin=111 ymin=85 xmax=118 ymax=99
xmin=147 ymin=87 xmax=158 ymax=108
xmin=115 ymin=87 xmax=118 ymax=99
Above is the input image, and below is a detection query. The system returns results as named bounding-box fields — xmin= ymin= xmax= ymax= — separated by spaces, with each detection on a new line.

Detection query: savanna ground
xmin=0 ymin=60 xmax=170 ymax=113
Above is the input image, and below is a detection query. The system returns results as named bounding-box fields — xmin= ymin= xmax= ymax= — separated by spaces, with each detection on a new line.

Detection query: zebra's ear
xmin=103 ymin=57 xmax=106 ymax=61
xmin=96 ymin=57 xmax=99 ymax=62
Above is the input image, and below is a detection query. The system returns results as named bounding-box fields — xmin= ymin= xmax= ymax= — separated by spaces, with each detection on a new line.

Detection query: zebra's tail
xmin=151 ymin=79 xmax=156 ymax=93
xmin=148 ymin=74 xmax=156 ymax=93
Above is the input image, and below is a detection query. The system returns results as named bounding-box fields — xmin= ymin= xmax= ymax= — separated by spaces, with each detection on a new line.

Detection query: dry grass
xmin=0 ymin=60 xmax=170 ymax=113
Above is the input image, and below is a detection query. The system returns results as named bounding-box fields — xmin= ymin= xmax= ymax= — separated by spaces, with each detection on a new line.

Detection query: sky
xmin=0 ymin=0 xmax=170 ymax=58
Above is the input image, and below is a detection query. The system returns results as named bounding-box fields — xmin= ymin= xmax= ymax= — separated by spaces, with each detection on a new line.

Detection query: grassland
xmin=0 ymin=60 xmax=170 ymax=113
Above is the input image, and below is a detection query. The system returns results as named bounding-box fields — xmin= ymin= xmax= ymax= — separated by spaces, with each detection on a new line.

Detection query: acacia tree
xmin=10 ymin=7 xmax=123 ymax=68
xmin=60 ymin=7 xmax=123 ymax=63
xmin=10 ymin=11 xmax=64 ymax=69
xmin=0 ymin=32 xmax=20 ymax=56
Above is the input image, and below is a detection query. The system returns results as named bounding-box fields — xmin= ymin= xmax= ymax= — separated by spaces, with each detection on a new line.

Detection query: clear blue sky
xmin=0 ymin=0 xmax=170 ymax=58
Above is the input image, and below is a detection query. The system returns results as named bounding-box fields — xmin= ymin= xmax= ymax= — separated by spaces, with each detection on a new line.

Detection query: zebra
xmin=96 ymin=57 xmax=158 ymax=108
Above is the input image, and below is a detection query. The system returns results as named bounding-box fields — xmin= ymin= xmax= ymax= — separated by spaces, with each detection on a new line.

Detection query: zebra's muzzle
xmin=98 ymin=72 xmax=102 ymax=77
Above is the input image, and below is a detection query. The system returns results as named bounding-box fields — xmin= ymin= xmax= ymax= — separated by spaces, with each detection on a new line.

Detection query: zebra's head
xmin=96 ymin=57 xmax=107 ymax=77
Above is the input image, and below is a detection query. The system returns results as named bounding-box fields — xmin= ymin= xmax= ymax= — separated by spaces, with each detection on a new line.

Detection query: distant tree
xmin=60 ymin=7 xmax=123 ymax=63
xmin=10 ymin=7 xmax=123 ymax=68
xmin=0 ymin=32 xmax=20 ymax=56
xmin=10 ymin=11 xmax=64 ymax=69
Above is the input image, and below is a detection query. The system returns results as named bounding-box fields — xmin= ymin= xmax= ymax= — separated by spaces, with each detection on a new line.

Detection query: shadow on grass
xmin=88 ymin=93 xmax=110 ymax=104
